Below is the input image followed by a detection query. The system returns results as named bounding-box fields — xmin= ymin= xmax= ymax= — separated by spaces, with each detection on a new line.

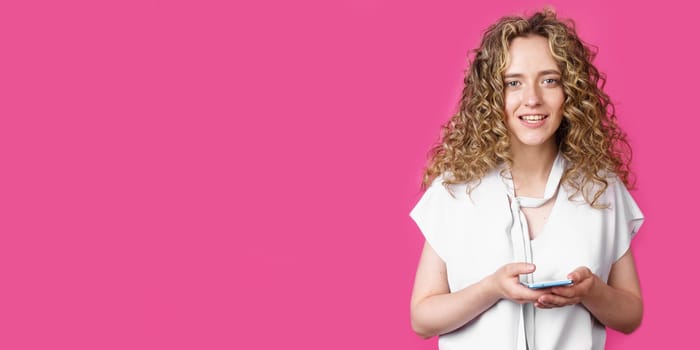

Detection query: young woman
xmin=409 ymin=9 xmax=644 ymax=350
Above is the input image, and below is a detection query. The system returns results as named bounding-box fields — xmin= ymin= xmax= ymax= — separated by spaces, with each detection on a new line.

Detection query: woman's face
xmin=503 ymin=35 xmax=564 ymax=152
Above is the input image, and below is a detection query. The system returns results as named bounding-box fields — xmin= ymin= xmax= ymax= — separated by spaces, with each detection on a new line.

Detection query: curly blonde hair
xmin=421 ymin=8 xmax=633 ymax=207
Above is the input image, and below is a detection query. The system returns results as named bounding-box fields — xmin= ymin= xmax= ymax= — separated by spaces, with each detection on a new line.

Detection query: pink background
xmin=0 ymin=0 xmax=695 ymax=348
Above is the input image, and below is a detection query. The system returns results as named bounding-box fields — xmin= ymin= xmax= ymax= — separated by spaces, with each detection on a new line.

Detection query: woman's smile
xmin=519 ymin=114 xmax=549 ymax=127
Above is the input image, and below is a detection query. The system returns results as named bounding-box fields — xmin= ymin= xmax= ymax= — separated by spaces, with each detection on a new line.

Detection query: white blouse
xmin=409 ymin=157 xmax=644 ymax=350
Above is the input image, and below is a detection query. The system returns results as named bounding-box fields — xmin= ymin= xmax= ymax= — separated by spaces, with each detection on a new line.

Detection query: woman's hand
xmin=534 ymin=266 xmax=599 ymax=309
xmin=488 ymin=263 xmax=551 ymax=304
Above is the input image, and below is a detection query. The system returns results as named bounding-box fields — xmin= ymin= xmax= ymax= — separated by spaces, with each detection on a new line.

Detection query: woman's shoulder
xmin=426 ymin=172 xmax=469 ymax=200
xmin=562 ymin=168 xmax=631 ymax=206
xmin=427 ymin=168 xmax=503 ymax=202
xmin=596 ymin=171 xmax=629 ymax=195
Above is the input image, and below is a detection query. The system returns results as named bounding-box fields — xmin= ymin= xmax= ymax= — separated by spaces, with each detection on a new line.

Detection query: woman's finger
xmin=539 ymin=294 xmax=577 ymax=307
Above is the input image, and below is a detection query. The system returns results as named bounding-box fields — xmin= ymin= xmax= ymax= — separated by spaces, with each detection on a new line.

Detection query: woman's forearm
xmin=411 ymin=276 xmax=500 ymax=339
xmin=582 ymin=276 xmax=643 ymax=334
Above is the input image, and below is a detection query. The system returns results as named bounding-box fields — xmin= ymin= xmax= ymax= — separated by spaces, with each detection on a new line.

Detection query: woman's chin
xmin=511 ymin=137 xmax=557 ymax=150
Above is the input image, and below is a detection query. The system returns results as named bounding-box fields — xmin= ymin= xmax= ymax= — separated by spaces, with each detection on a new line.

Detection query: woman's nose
xmin=523 ymin=85 xmax=542 ymax=107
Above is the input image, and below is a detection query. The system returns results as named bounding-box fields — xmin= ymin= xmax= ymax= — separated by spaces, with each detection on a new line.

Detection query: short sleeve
xmin=610 ymin=177 xmax=645 ymax=262
xmin=409 ymin=177 xmax=453 ymax=262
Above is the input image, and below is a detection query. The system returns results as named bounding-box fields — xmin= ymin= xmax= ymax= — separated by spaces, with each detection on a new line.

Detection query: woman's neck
xmin=510 ymin=144 xmax=558 ymax=197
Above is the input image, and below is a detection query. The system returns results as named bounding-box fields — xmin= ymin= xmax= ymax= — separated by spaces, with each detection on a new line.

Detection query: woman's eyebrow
xmin=504 ymin=70 xmax=561 ymax=78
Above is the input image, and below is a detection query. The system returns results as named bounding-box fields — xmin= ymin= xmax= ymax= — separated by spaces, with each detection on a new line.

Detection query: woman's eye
xmin=543 ymin=78 xmax=559 ymax=85
xmin=505 ymin=81 xmax=520 ymax=87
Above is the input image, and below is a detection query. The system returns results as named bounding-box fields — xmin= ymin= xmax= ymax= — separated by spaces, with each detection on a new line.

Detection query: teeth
xmin=520 ymin=114 xmax=546 ymax=121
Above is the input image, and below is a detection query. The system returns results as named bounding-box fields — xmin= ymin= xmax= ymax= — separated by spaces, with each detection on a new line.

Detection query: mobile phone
xmin=522 ymin=279 xmax=573 ymax=289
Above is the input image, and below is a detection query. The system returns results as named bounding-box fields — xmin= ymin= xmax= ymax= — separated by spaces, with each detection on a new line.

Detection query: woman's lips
xmin=518 ymin=114 xmax=548 ymax=128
